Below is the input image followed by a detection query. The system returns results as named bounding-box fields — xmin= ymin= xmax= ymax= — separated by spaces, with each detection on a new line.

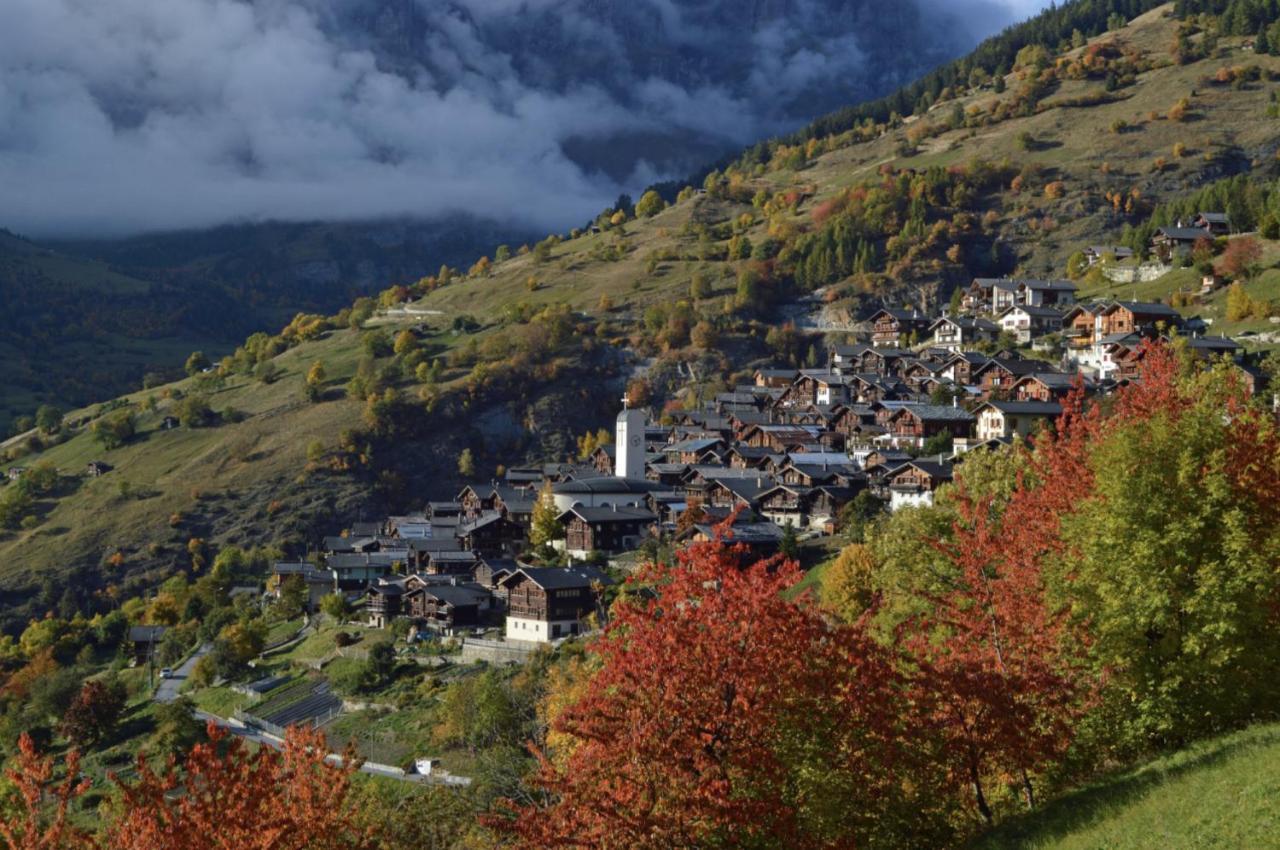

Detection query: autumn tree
xmin=635 ymin=190 xmax=666 ymax=218
xmin=0 ymin=733 xmax=94 ymax=850
xmin=529 ymin=483 xmax=564 ymax=549
xmin=496 ymin=537 xmax=952 ymax=849
xmin=305 ymin=361 xmax=327 ymax=403
xmin=1220 ymin=236 xmax=1262 ymax=280
xmin=108 ymin=722 xmax=372 ymax=850
xmin=59 ymin=678 xmax=126 ymax=748
xmin=457 ymin=448 xmax=476 ymax=478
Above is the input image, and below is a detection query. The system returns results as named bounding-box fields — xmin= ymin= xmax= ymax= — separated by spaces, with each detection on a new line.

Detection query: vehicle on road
xmin=160 ymin=668 xmax=173 ymax=679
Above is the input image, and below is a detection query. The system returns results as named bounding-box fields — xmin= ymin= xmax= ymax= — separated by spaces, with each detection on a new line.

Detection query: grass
xmin=187 ymin=685 xmax=251 ymax=718
xmin=974 ymin=723 xmax=1280 ymax=850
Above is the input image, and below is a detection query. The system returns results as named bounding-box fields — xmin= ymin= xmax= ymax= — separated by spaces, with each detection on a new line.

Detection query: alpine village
xmin=5 ymin=2 xmax=1280 ymax=849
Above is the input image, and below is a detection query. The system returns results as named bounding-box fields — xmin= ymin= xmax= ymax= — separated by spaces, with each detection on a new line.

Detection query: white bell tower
xmin=614 ymin=397 xmax=645 ymax=480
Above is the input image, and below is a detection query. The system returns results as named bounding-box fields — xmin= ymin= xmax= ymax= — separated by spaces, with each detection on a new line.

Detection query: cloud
xmin=0 ymin=0 xmax=1056 ymax=239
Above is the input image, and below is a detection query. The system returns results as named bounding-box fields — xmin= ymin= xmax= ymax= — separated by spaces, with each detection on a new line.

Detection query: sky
xmin=0 ymin=0 xmax=1058 ymax=239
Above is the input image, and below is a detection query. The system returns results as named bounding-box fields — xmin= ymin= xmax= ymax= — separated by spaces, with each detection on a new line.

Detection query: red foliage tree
xmin=494 ymin=537 xmax=946 ymax=849
xmin=1220 ymin=236 xmax=1262 ymax=280
xmin=60 ymin=680 xmax=125 ymax=747
xmin=0 ymin=733 xmax=94 ymax=850
xmin=108 ymin=722 xmax=372 ymax=850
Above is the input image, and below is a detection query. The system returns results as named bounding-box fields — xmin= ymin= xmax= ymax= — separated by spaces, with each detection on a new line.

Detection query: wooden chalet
xmin=885 ymin=404 xmax=975 ymax=449
xmin=887 ymin=460 xmax=953 ymax=511
xmin=559 ymin=505 xmax=656 ymax=557
xmin=929 ymin=315 xmax=999 ymax=351
xmin=972 ymin=357 xmax=1047 ymax=397
xmin=1151 ymin=225 xmax=1212 ymax=262
xmin=869 ymin=308 xmax=931 ymax=346
xmin=501 ymin=566 xmax=611 ymax=643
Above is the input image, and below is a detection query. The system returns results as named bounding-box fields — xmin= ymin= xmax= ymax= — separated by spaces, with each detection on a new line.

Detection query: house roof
xmin=552 ymin=477 xmax=662 ymax=495
xmin=1108 ymin=301 xmax=1182 ymax=318
xmin=1020 ymin=279 xmax=1076 ymax=292
xmin=979 ymin=400 xmax=1064 ymax=416
xmin=501 ymin=565 xmax=611 ymax=591
xmin=129 ymin=625 xmax=168 ymax=643
xmin=1156 ymin=226 xmax=1212 ymax=241
xmin=1196 ymin=212 xmax=1229 ymax=224
xmin=895 ymin=404 xmax=976 ymax=423
xmin=998 ymin=305 xmax=1065 ymax=320
xmin=559 ymin=506 xmax=656 ymax=524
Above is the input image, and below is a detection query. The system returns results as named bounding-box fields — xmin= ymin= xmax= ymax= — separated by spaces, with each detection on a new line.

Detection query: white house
xmin=974 ymin=400 xmax=1063 ymax=441
xmin=996 ymin=305 xmax=1064 ymax=344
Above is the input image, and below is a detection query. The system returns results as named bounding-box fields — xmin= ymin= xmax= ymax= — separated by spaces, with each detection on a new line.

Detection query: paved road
xmin=155 ymin=642 xmax=212 ymax=704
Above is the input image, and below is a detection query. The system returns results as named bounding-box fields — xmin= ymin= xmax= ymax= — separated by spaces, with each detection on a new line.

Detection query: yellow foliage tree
xmin=821 ymin=543 xmax=878 ymax=622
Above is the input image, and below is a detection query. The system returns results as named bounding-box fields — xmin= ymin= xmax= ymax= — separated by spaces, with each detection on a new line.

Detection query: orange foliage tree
xmin=108 ymin=723 xmax=372 ymax=850
xmin=493 ymin=537 xmax=951 ymax=849
xmin=0 ymin=724 xmax=372 ymax=850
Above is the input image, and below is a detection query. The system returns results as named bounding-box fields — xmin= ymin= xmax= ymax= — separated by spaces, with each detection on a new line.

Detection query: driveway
xmin=154 ymin=642 xmax=212 ymax=704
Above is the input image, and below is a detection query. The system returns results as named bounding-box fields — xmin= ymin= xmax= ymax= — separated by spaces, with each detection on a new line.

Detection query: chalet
xmin=754 ymin=368 xmax=799 ymax=388
xmin=86 ymin=460 xmax=110 ymax=477
xmin=966 ymin=278 xmax=1021 ymax=313
xmin=929 ymin=315 xmax=999 ymax=351
xmin=1098 ymin=301 xmax=1183 ymax=338
xmin=457 ymin=512 xmax=524 ymax=557
xmin=677 ymin=518 xmax=784 ymax=558
xmin=663 ymin=437 xmax=726 ymax=465
xmin=704 ymin=477 xmax=772 ymax=511
xmin=974 ymin=400 xmax=1063 ymax=441
xmin=972 ymin=357 xmax=1046 ymax=396
xmin=559 ymin=505 xmax=656 ymax=558
xmin=502 ymin=566 xmax=611 ymax=643
xmin=885 ymin=404 xmax=976 ymax=449
xmin=1151 ymin=225 xmax=1211 ymax=262
xmin=427 ymin=501 xmax=462 ymax=520
xmin=1018 ymin=279 xmax=1076 ymax=308
xmin=757 ymin=484 xmax=812 ymax=529
xmin=128 ymin=625 xmax=168 ymax=665
xmin=426 ymin=550 xmax=481 ymax=575
xmin=404 ymin=582 xmax=491 ymax=633
xmin=472 ymin=557 xmax=518 ymax=590
xmin=271 ymin=563 xmax=336 ymax=611
xmin=387 ymin=515 xmax=431 ymax=539
xmin=328 ymin=553 xmax=396 ymax=590
xmin=588 ymin=444 xmax=615 ymax=474
xmin=887 ymin=461 xmax=953 ymax=512
xmin=366 ymin=581 xmax=404 ymax=628
xmin=1062 ymin=303 xmax=1106 ymax=349
xmin=1083 ymin=245 xmax=1134 ymax=266
xmin=1192 ymin=212 xmax=1230 ymax=235
xmin=739 ymin=424 xmax=819 ymax=452
xmin=942 ymin=351 xmax=990 ymax=385
xmin=869 ymin=308 xmax=931 ymax=346
xmin=1012 ymin=372 xmax=1089 ymax=402
xmin=827 ymin=344 xmax=867 ymax=370
xmin=647 ymin=462 xmax=690 ymax=487
xmin=997 ymin=305 xmax=1063 ymax=343
xmin=1183 ymin=335 xmax=1242 ymax=361
xmin=850 ymin=347 xmax=912 ymax=376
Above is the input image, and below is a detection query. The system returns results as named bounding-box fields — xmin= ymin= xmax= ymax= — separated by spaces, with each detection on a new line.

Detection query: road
xmin=155 ymin=642 xmax=212 ymax=703
xmin=151 ymin=642 xmax=464 ymax=785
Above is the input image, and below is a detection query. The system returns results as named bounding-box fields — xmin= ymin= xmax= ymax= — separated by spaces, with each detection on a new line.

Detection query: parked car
xmin=160 ymin=668 xmax=173 ymax=679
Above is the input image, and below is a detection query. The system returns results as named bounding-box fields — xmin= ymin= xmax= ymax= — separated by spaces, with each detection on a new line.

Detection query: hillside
xmin=3 ymin=1 xmax=1280 ymax=628
xmin=0 ymin=218 xmax=527 ymax=435
xmin=974 ymin=723 xmax=1280 ymax=850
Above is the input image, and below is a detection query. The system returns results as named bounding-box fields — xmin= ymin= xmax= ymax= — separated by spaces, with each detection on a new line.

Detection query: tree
xmin=276 ymin=575 xmax=308 ymax=620
xmin=635 ymin=190 xmax=666 ymax=218
xmin=1225 ymin=281 xmax=1253 ymax=321
xmin=184 ymin=351 xmax=211 ymax=377
xmin=319 ymin=592 xmax=350 ymax=621
xmin=820 ymin=543 xmax=877 ymax=622
xmin=175 ymin=396 xmax=215 ymax=428
xmin=457 ymin=448 xmax=475 ymax=478
xmin=529 ymin=483 xmax=564 ymax=549
xmin=778 ymin=522 xmax=799 ymax=561
xmin=1220 ymin=236 xmax=1262 ymax=280
xmin=91 ymin=410 xmax=136 ymax=450
xmin=393 ymin=330 xmax=417 ymax=356
xmin=108 ymin=722 xmax=372 ymax=850
xmin=0 ymin=733 xmax=94 ymax=849
xmin=151 ymin=696 xmax=204 ymax=757
xmin=494 ymin=537 xmax=951 ymax=849
xmin=59 ymin=678 xmax=126 ymax=747
xmin=33 ymin=405 xmax=61 ymax=435
xmin=363 ymin=642 xmax=396 ymax=691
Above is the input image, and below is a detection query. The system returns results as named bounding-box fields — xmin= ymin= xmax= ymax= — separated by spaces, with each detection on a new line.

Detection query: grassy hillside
xmin=975 ymin=723 xmax=1280 ymax=850
xmin=4 ymin=3 xmax=1280 ymax=627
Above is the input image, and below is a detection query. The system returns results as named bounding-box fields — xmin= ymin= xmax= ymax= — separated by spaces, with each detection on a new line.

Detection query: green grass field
xmin=975 ymin=723 xmax=1280 ymax=850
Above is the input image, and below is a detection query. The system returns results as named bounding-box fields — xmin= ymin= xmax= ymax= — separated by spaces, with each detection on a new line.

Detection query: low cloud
xmin=0 ymin=0 xmax=1053 ymax=239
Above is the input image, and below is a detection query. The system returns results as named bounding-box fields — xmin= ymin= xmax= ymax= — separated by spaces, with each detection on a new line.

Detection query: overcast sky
xmin=0 ymin=0 xmax=1057 ymax=239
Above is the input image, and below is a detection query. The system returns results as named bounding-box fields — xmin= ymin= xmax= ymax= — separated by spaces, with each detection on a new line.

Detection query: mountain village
xmin=251 ymin=212 xmax=1267 ymax=656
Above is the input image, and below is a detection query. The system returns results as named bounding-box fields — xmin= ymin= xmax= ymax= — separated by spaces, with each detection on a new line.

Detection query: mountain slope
xmin=974 ymin=723 xmax=1280 ymax=850
xmin=3 ymin=2 xmax=1280 ymax=630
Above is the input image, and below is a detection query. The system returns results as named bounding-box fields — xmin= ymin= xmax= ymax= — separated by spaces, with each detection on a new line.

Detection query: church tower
xmin=614 ymin=402 xmax=646 ymax=479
